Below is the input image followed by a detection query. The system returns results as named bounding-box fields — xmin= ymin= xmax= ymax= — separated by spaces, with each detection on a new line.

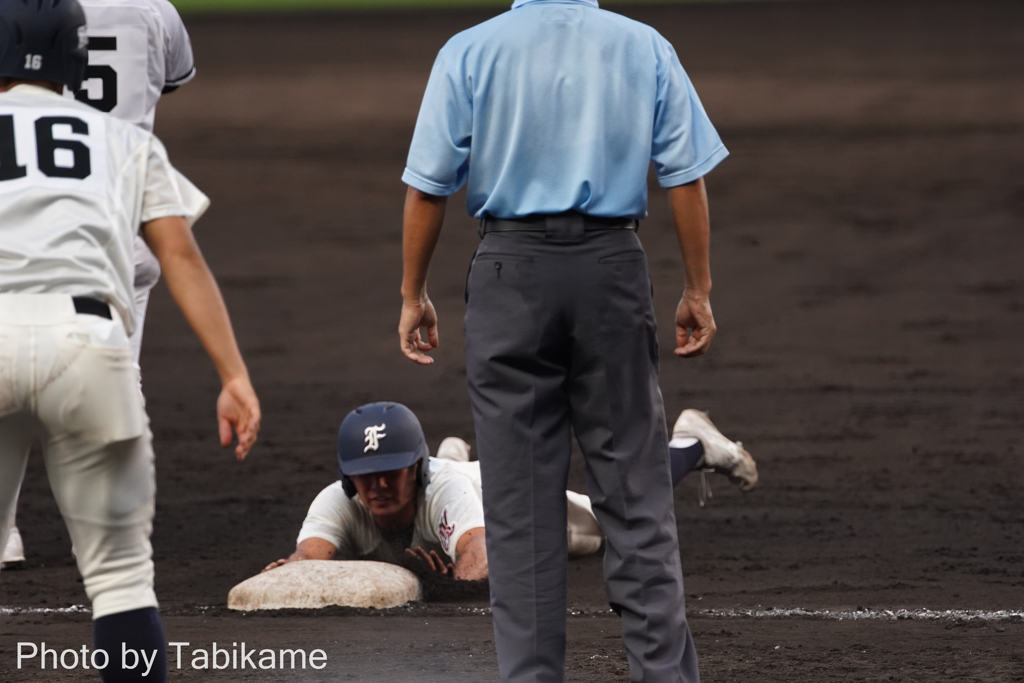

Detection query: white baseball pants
xmin=0 ymin=294 xmax=158 ymax=619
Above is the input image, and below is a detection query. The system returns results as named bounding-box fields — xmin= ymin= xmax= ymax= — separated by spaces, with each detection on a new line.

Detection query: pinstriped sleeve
xmin=402 ymin=48 xmax=473 ymax=196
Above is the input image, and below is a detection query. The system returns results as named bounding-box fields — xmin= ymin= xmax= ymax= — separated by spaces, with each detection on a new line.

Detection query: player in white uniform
xmin=72 ymin=0 xmax=195 ymax=133
xmin=71 ymin=0 xmax=196 ymax=361
xmin=0 ymin=1 xmax=259 ymax=681
xmin=264 ymin=404 xmax=757 ymax=580
xmin=3 ymin=0 xmax=196 ymax=568
xmin=268 ymin=444 xmax=604 ymax=578
xmin=264 ymin=403 xmax=507 ymax=580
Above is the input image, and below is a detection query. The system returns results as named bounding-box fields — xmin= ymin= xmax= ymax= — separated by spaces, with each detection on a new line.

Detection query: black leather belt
xmin=480 ymin=212 xmax=638 ymax=237
xmin=73 ymin=297 xmax=112 ymax=319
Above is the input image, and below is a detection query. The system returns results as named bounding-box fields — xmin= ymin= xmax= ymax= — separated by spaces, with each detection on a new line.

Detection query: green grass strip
xmin=169 ymin=0 xmax=768 ymax=15
xmin=171 ymin=0 xmax=503 ymax=11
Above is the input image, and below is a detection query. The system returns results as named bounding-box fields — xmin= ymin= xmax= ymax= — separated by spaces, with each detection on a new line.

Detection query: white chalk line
xmin=0 ymin=605 xmax=90 ymax=616
xmin=2 ymin=605 xmax=1023 ymax=623
xmin=691 ymin=607 xmax=1024 ymax=622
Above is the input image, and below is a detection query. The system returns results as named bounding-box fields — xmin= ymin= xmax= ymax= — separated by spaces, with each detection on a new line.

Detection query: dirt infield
xmin=3 ymin=1 xmax=1023 ymax=680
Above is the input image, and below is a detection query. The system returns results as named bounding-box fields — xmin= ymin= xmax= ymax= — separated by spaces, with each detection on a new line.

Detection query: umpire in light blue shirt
xmin=398 ymin=1 xmax=726 ymax=681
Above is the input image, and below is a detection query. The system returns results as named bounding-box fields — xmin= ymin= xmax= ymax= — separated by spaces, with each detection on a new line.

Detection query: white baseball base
xmin=228 ymin=560 xmax=423 ymax=611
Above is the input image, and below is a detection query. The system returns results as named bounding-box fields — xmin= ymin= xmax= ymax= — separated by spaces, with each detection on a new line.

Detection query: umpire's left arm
xmin=398 ymin=187 xmax=447 ymax=365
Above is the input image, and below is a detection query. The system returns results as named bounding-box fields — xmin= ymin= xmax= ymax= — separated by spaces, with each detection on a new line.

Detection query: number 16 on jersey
xmin=0 ymin=109 xmax=105 ymax=190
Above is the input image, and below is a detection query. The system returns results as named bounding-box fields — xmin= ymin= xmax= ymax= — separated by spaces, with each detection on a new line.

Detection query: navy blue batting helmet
xmin=337 ymin=402 xmax=430 ymax=498
xmin=0 ymin=0 xmax=88 ymax=91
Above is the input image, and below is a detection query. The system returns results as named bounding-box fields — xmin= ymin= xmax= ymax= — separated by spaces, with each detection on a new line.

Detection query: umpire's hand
xmin=399 ymin=298 xmax=439 ymax=365
xmin=675 ymin=294 xmax=716 ymax=357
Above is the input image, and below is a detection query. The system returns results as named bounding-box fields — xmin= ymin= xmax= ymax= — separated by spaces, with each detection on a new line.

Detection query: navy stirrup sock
xmin=669 ymin=438 xmax=705 ymax=486
xmin=93 ymin=607 xmax=167 ymax=683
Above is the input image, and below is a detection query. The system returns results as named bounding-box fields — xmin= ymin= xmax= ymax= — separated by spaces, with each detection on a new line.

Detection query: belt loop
xmin=478 ymin=216 xmax=487 ymax=239
xmin=569 ymin=213 xmax=586 ymax=238
xmin=543 ymin=212 xmax=586 ymax=243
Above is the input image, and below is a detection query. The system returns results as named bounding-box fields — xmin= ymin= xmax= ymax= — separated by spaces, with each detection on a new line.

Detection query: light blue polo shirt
xmin=402 ymin=0 xmax=728 ymax=220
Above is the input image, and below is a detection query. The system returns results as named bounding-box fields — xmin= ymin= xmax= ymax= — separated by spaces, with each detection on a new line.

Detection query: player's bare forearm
xmin=399 ymin=187 xmax=447 ymax=364
xmin=262 ymin=538 xmax=337 ymax=573
xmin=667 ymin=179 xmax=717 ymax=357
xmin=453 ymin=527 xmax=488 ymax=581
xmin=143 ymin=217 xmax=247 ymax=382
xmin=142 ymin=216 xmax=261 ymax=458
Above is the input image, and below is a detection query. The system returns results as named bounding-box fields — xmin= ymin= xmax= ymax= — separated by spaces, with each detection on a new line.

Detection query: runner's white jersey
xmin=0 ymin=86 xmax=208 ymax=334
xmin=298 ymin=458 xmax=486 ymax=564
xmin=69 ymin=0 xmax=195 ymax=132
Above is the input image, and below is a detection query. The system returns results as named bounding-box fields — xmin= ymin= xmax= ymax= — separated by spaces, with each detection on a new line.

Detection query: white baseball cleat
xmin=672 ymin=410 xmax=758 ymax=492
xmin=2 ymin=525 xmax=25 ymax=568
xmin=436 ymin=436 xmax=472 ymax=462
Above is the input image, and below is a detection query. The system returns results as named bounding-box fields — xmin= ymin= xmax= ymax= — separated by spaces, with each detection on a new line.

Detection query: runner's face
xmin=351 ymin=463 xmax=418 ymax=517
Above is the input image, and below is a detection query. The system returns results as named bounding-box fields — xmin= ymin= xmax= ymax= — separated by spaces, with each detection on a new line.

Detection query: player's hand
xmin=217 ymin=375 xmax=261 ymax=461
xmin=399 ymin=297 xmax=439 ymax=365
xmin=262 ymin=558 xmax=291 ymax=573
xmin=405 ymin=547 xmax=454 ymax=576
xmin=675 ymin=294 xmax=716 ymax=357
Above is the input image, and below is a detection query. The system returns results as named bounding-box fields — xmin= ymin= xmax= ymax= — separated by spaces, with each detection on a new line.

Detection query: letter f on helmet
xmin=363 ymin=424 xmax=386 ymax=452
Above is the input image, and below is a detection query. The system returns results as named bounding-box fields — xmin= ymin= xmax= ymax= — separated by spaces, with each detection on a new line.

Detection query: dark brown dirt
xmin=3 ymin=1 xmax=1024 ymax=681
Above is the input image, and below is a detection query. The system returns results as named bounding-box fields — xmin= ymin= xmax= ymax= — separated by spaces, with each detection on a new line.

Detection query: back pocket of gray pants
xmin=598 ymin=250 xmax=645 ymax=264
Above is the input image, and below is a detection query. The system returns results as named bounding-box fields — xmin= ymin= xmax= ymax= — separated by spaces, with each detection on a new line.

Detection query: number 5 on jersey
xmin=74 ymin=37 xmax=118 ymax=113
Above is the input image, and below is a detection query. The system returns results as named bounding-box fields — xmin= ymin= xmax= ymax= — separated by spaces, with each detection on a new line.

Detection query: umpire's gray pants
xmin=465 ymin=227 xmax=700 ymax=683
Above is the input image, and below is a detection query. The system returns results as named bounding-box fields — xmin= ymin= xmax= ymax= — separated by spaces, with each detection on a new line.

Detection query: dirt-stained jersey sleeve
xmin=296 ymin=481 xmax=356 ymax=552
xmin=154 ymin=0 xmax=195 ymax=89
xmin=424 ymin=469 xmax=485 ymax=564
xmin=140 ymin=136 xmax=209 ymax=227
